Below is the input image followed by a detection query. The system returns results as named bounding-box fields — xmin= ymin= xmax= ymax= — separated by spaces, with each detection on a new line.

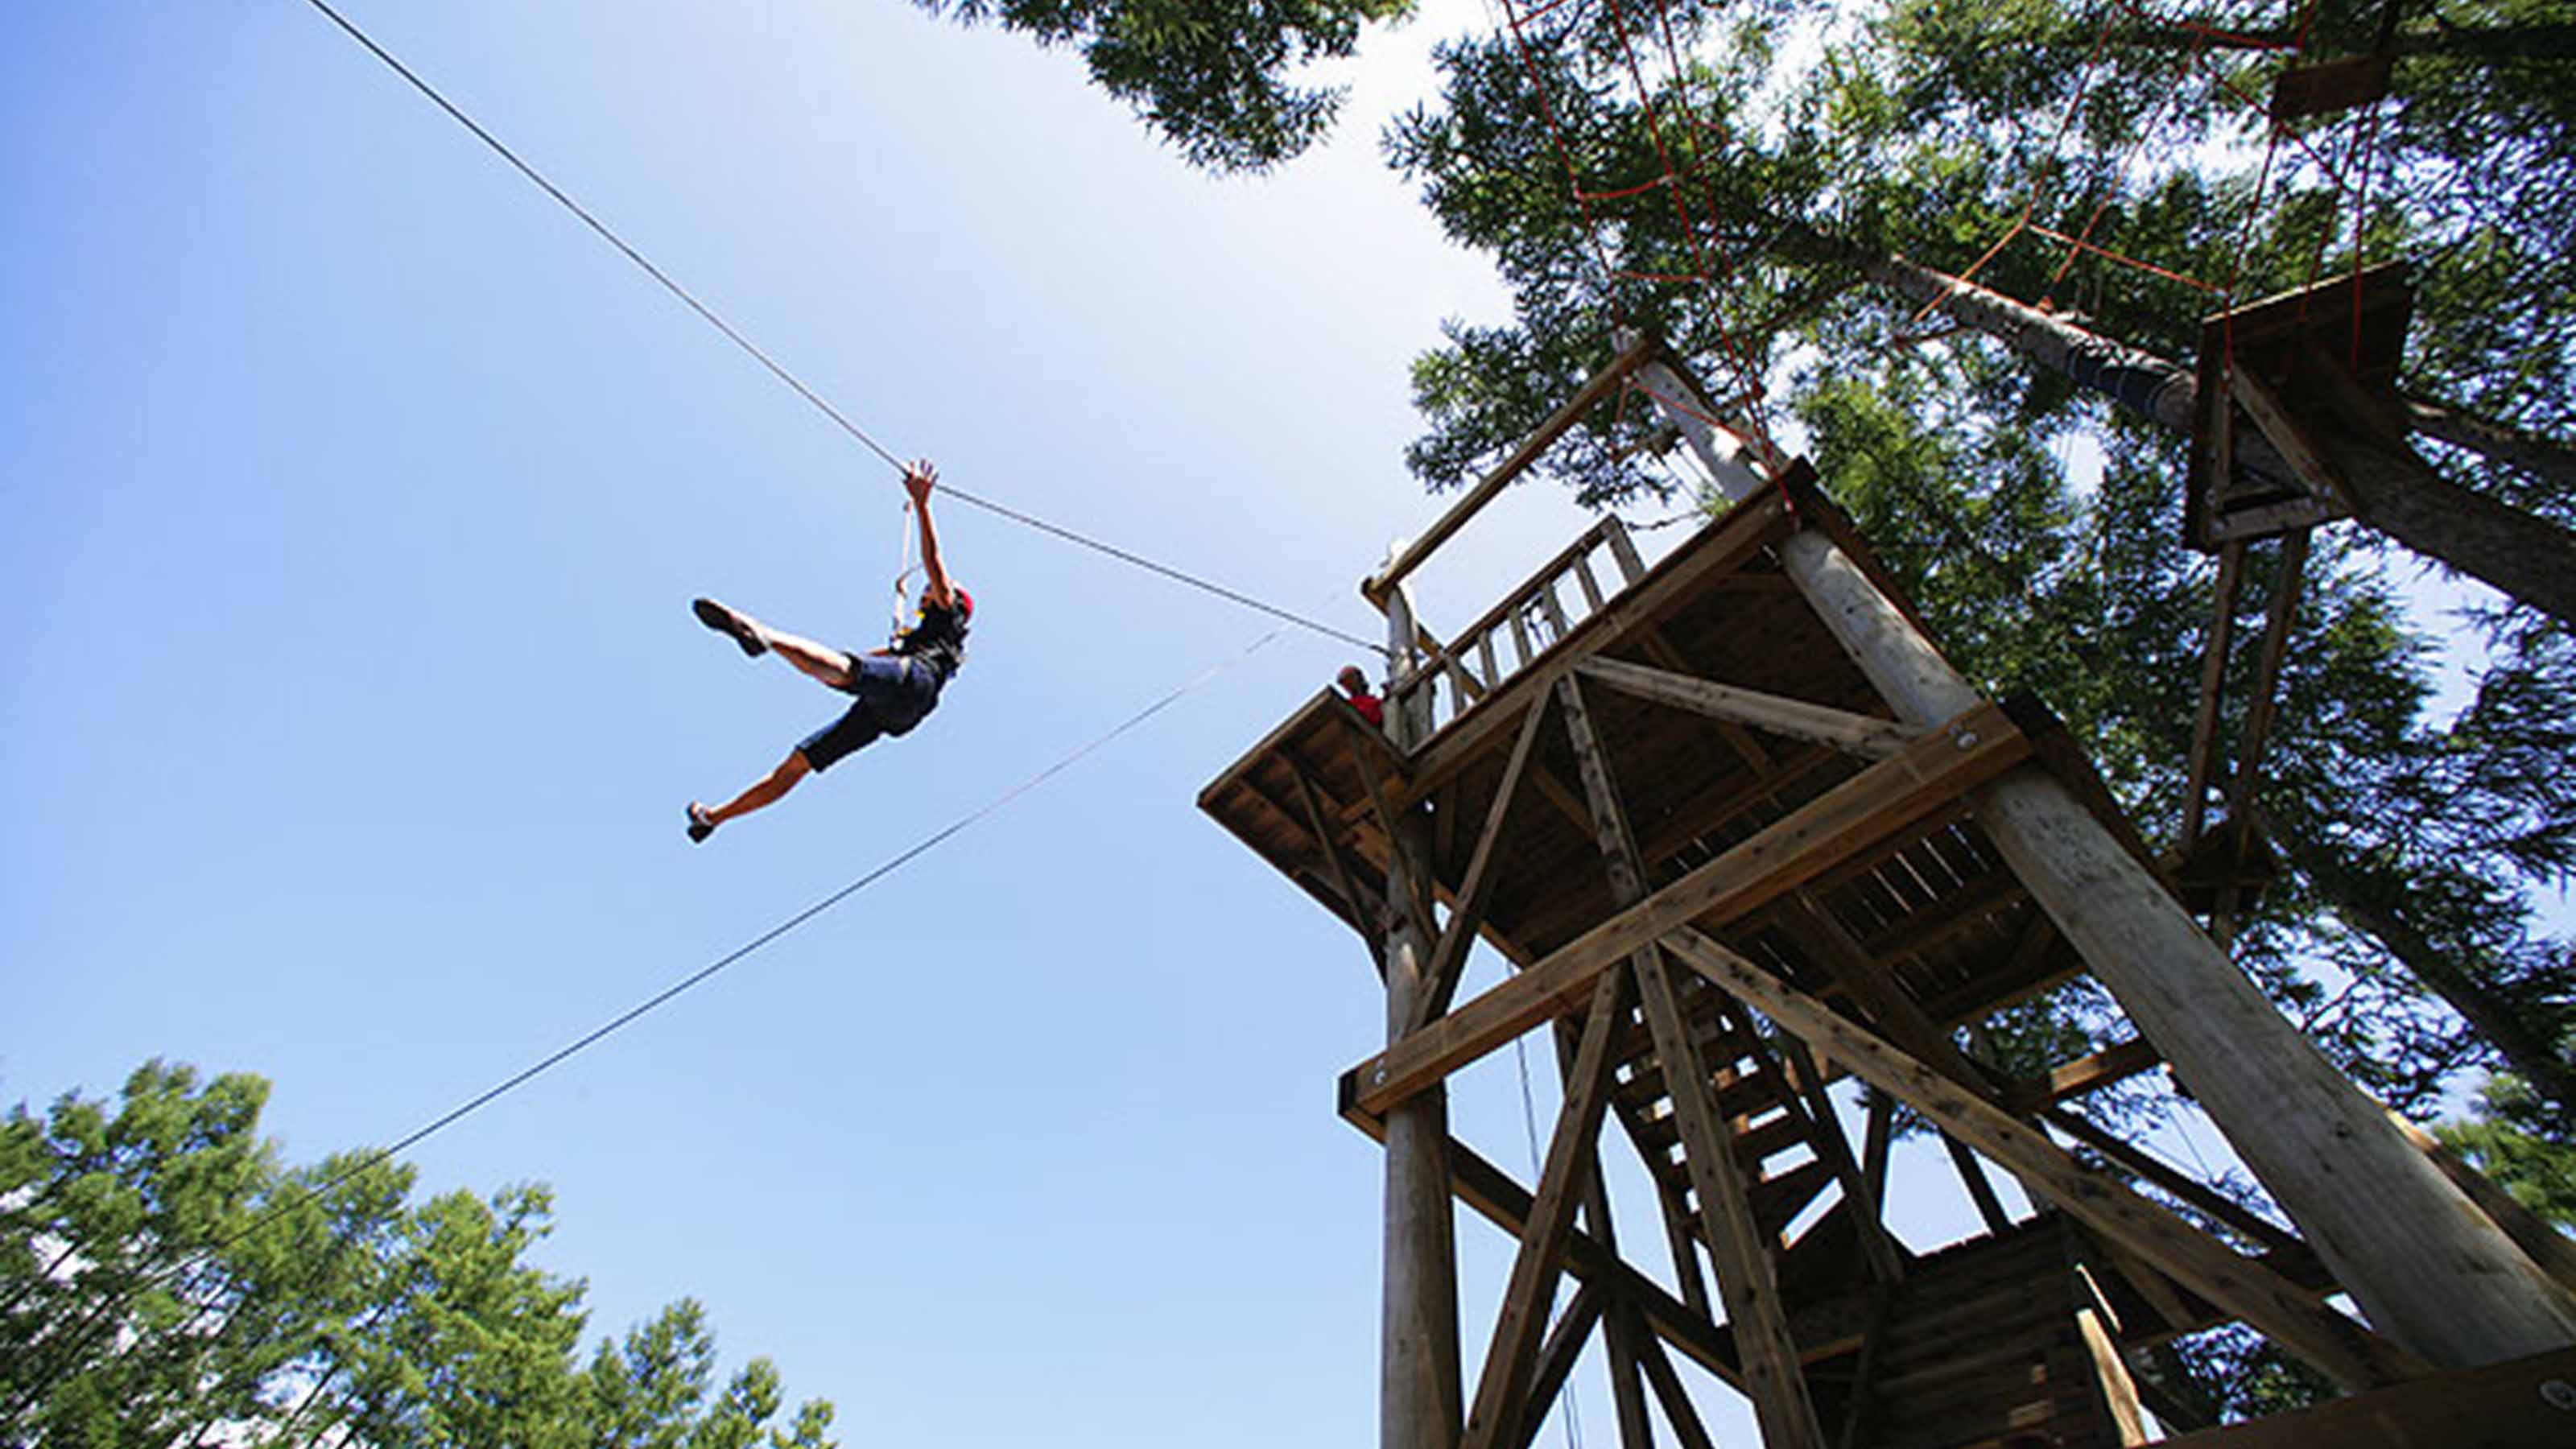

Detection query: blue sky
xmin=2 ymin=2 xmax=1716 ymax=1441
xmin=1 ymin=2 xmax=2416 ymax=1443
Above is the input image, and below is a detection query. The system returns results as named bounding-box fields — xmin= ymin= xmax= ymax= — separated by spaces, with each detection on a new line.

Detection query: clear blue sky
xmin=0 ymin=3 xmax=2263 ymax=1443
xmin=1 ymin=2 xmax=1664 ymax=1441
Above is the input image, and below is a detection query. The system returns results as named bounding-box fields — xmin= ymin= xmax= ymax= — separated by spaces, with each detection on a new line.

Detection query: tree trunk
xmin=2258 ymin=804 xmax=2576 ymax=1119
xmin=2403 ymin=394 xmax=2576 ymax=493
xmin=1641 ymin=353 xmax=2576 ymax=1368
xmin=1800 ymin=229 xmax=2576 ymax=626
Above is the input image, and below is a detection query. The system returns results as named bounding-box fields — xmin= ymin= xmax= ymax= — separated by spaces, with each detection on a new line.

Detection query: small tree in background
xmin=1 ymin=1059 xmax=839 ymax=1448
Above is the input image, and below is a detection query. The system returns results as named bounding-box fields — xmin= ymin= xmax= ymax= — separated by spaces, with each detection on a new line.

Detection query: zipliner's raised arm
xmin=906 ymin=460 xmax=955 ymax=609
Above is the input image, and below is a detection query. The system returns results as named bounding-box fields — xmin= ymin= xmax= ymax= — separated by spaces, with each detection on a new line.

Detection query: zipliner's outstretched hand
xmin=905 ymin=460 xmax=956 ymax=609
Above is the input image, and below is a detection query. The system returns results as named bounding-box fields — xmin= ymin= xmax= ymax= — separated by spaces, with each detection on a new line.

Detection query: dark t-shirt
xmin=893 ymin=597 xmax=970 ymax=683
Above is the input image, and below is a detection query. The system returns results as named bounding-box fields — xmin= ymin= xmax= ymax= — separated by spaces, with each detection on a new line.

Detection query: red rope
xmin=1500 ymin=0 xmax=1622 ymax=299
xmin=1905 ymin=5 xmax=2122 ymax=331
xmin=1577 ymin=172 xmax=1679 ymax=203
xmin=2029 ymin=223 xmax=2225 ymax=293
xmin=1494 ymin=0 xmax=1793 ymax=485
xmin=2347 ymin=97 xmax=2385 ymax=370
xmin=2102 ymin=0 xmax=2354 ymax=188
xmin=1611 ymin=0 xmax=1785 ymax=468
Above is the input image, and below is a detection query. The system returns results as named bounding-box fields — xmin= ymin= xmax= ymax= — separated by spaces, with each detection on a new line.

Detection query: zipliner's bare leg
xmin=760 ymin=630 xmax=857 ymax=690
xmin=703 ymin=599 xmax=856 ymax=689
xmin=693 ymin=751 xmax=813 ymax=834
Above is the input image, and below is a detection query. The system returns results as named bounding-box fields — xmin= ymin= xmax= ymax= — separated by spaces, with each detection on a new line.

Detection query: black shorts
xmin=796 ymin=654 xmax=941 ymax=772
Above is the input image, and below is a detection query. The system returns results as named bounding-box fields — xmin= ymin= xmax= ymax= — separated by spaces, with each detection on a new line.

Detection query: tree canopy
xmin=910 ymin=1 xmax=1415 ymax=171
xmin=1373 ymin=3 xmax=2576 ymax=1406
xmin=2 ymin=1059 xmax=838 ymax=1448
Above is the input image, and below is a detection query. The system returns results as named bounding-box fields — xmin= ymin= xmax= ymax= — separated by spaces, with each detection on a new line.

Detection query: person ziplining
xmin=686 ymin=460 xmax=972 ymax=843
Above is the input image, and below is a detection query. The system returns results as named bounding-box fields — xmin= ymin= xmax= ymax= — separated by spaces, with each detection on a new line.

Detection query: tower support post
xmin=1635 ymin=353 xmax=2576 ymax=1368
xmin=1380 ymin=583 xmax=1464 ymax=1449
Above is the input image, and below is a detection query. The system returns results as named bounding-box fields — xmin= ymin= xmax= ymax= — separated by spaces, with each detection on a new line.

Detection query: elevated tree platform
xmin=1197 ymin=339 xmax=2574 ymax=1449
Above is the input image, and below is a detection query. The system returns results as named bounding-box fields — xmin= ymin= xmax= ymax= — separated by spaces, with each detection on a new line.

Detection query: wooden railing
xmin=1388 ymin=515 xmax=1648 ymax=740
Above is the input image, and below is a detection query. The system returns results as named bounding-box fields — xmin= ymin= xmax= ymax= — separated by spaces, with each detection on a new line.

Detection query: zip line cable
xmin=34 ymin=625 xmax=1288 ymax=1388
xmin=296 ymin=0 xmax=1387 ymax=658
xmin=356 ymin=625 xmax=1286 ymax=1179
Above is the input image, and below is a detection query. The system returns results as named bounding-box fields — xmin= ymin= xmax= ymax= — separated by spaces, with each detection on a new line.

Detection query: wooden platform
xmin=1201 ymin=312 xmax=2559 ymax=1449
xmin=2184 ymin=263 xmax=2413 ymax=549
xmin=1196 ymin=484 xmax=2291 ymax=1445
xmin=1202 ymin=481 xmax=2110 ymax=1083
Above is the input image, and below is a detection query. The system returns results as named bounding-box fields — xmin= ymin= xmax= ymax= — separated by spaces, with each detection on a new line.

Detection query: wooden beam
xmin=1338 ymin=712 xmax=1442 ymax=954
xmin=1629 ymin=625 xmax=1784 ymax=776
xmin=1573 ymin=555 xmax=1608 ymax=612
xmin=2220 ymin=528 xmax=2310 ymax=844
xmin=1635 ymin=944 xmax=1829 ymax=1449
xmin=1834 ymin=1282 xmax=1896 ymax=1449
xmin=1285 ymin=763 xmax=1383 ymax=959
xmin=1509 ymin=1282 xmax=1606 ymax=1449
xmin=1602 ymin=515 xmax=1645 ymax=583
xmin=1413 ymin=696 xmax=1554 ymax=1031
xmin=1575 ymin=654 xmax=1921 ymax=760
xmin=2073 ymin=1265 xmax=2153 ymax=1446
xmin=2385 ymin=1111 xmax=2576 ymax=1297
xmin=2178 ymin=540 xmax=2248 ymax=850
xmin=1438 ymin=1135 xmax=1746 ymax=1389
xmin=2035 ymin=1111 xmax=2306 ymax=1259
xmin=1659 ymin=927 xmax=2430 ymax=1391
xmin=1781 ymin=893 xmax=1988 ymax=1088
xmin=2002 ymin=1037 xmax=2163 ymax=1115
xmin=1775 ymin=1031 xmax=1905 ymax=1286
xmin=1559 ymin=668 xmax=1827 ymax=1449
xmin=2230 ymin=365 xmax=2356 ymax=513
xmin=1942 ymin=1133 xmax=2017 ymax=1234
xmin=1397 ymin=490 xmax=1798 ymax=803
xmin=2156 ymin=1346 xmax=2576 ymax=1449
xmin=1861 ymin=1091 xmax=1893 ymax=1209
xmin=1350 ymin=703 xmax=2032 ymax=1114
xmin=1367 ymin=332 xmax=1663 ymax=606
xmin=1419 ymin=621 xmax=1489 ymax=702
xmin=1546 ymin=670 xmax=1679 ymax=1449
xmin=2098 ymin=1234 xmax=2200 ymax=1337
xmin=1460 ymin=964 xmax=1637 ymax=1449
xmin=1634 ymin=1328 xmax=1721 ymax=1449
xmin=1659 ymin=1170 xmax=1713 ymax=1319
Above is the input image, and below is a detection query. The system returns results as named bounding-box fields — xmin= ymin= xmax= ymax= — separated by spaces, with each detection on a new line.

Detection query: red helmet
xmin=950 ymin=585 xmax=973 ymax=620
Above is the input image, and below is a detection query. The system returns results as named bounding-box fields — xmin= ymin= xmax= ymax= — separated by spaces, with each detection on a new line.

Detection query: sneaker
xmin=692 ymin=597 xmax=766 ymax=657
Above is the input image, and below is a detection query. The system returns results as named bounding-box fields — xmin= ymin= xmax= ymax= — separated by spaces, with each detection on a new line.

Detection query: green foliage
xmin=2441 ymin=1071 xmax=2576 ymax=1225
xmin=1384 ymin=0 xmax=2575 ymax=1135
xmin=912 ymin=1 xmax=1413 ymax=171
xmin=0 ymin=1060 xmax=836 ymax=1448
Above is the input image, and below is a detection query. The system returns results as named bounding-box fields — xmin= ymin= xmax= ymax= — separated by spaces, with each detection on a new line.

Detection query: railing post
xmin=1379 ymin=580 xmax=1463 ymax=1449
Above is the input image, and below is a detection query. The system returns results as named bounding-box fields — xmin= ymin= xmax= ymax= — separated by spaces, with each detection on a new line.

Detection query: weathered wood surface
xmin=1377 ymin=584 xmax=1463 ymax=1449
xmin=1575 ymin=654 xmax=1919 ymax=760
xmin=1459 ymin=966 xmax=1636 ymax=1449
xmin=2158 ymin=1345 xmax=2576 ymax=1449
xmin=1559 ymin=669 xmax=1827 ymax=1449
xmin=1349 ymin=703 xmax=2030 ymax=1116
xmin=1659 ymin=927 xmax=2429 ymax=1392
xmin=1367 ymin=332 xmax=1661 ymax=606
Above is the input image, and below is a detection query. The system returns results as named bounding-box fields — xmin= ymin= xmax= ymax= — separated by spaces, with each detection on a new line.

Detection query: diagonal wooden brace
xmin=1657 ymin=926 xmax=2430 ymax=1392
xmin=1461 ymin=963 xmax=1637 ymax=1449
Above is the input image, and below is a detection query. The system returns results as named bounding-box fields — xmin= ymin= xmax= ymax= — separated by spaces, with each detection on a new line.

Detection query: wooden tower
xmin=1197 ymin=338 xmax=2576 ymax=1449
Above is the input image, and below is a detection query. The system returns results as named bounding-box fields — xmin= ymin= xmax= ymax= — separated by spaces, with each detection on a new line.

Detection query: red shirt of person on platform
xmin=1337 ymin=664 xmax=1385 ymax=729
